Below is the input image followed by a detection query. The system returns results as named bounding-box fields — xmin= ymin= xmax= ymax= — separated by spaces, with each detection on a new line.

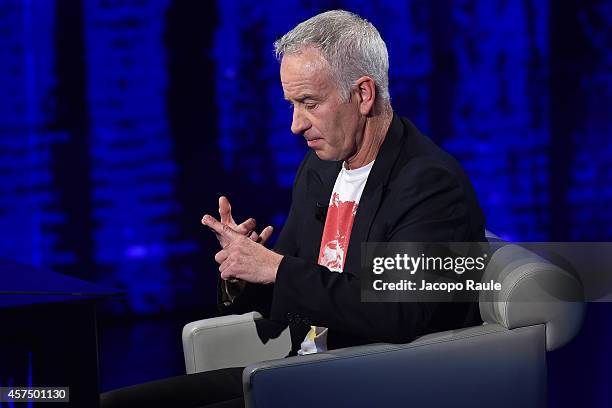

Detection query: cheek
xmin=313 ymin=105 xmax=358 ymax=150
xmin=337 ymin=111 xmax=360 ymax=147
xmin=328 ymin=111 xmax=351 ymax=143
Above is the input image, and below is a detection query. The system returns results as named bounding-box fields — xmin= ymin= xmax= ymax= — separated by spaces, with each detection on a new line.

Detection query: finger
xmin=220 ymin=263 xmax=240 ymax=281
xmin=220 ymin=268 xmax=233 ymax=280
xmin=218 ymin=196 xmax=235 ymax=226
xmin=202 ymin=214 xmax=241 ymax=239
xmin=236 ymin=218 xmax=257 ymax=234
xmin=248 ymin=231 xmax=260 ymax=242
xmin=259 ymin=226 xmax=274 ymax=244
xmin=202 ymin=215 xmax=233 ymax=242
xmin=219 ymin=259 xmax=233 ymax=276
xmin=214 ymin=249 xmax=228 ymax=264
xmin=201 ymin=213 xmax=221 ymax=227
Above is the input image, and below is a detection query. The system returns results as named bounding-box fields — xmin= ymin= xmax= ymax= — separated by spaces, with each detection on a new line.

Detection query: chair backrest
xmin=479 ymin=231 xmax=585 ymax=351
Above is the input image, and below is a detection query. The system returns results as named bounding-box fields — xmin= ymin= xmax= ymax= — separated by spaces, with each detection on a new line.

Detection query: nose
xmin=290 ymin=106 xmax=310 ymax=135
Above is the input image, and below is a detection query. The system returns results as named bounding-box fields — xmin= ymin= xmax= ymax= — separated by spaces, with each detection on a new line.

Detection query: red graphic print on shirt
xmin=317 ymin=192 xmax=359 ymax=272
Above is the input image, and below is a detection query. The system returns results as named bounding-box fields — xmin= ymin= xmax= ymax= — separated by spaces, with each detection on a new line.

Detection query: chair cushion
xmin=479 ymin=243 xmax=584 ymax=350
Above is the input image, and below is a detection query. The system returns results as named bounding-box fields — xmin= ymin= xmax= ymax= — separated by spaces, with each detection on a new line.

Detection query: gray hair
xmin=274 ymin=10 xmax=390 ymax=103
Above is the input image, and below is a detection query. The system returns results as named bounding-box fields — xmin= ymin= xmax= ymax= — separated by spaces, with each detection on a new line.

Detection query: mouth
xmin=305 ymin=137 xmax=323 ymax=148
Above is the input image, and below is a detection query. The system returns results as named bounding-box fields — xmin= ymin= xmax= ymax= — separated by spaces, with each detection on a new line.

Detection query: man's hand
xmin=208 ymin=196 xmax=274 ymax=248
xmin=202 ymin=214 xmax=283 ymax=284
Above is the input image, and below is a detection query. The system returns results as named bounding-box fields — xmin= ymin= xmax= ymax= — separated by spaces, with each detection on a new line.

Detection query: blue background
xmin=0 ymin=0 xmax=611 ymax=406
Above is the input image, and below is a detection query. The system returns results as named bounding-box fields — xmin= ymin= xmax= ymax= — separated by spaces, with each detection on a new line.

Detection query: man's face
xmin=280 ymin=47 xmax=363 ymax=161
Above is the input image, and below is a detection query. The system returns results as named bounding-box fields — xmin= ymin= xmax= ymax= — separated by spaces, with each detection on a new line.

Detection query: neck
xmin=345 ymin=104 xmax=393 ymax=170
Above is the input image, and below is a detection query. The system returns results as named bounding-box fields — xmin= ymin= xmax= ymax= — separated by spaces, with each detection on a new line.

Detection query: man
xmin=102 ymin=9 xmax=485 ymax=407
xmin=203 ymin=9 xmax=484 ymax=354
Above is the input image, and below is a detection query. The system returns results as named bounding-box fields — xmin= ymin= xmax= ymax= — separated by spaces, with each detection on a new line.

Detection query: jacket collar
xmin=344 ymin=113 xmax=405 ymax=271
xmin=361 ymin=113 xmax=405 ymax=196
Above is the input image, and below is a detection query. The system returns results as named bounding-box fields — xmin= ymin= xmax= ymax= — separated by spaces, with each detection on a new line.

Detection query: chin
xmin=312 ymin=146 xmax=343 ymax=162
xmin=313 ymin=149 xmax=336 ymax=162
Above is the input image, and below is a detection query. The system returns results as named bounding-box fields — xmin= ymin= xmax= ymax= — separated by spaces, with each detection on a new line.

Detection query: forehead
xmin=280 ymin=47 xmax=334 ymax=99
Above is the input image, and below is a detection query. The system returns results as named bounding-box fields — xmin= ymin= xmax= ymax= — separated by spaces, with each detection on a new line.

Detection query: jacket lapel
xmin=305 ymin=159 xmax=342 ymax=261
xmin=344 ymin=114 xmax=406 ymax=274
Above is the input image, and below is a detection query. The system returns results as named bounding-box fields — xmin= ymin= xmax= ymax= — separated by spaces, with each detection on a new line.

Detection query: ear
xmin=354 ymin=76 xmax=376 ymax=116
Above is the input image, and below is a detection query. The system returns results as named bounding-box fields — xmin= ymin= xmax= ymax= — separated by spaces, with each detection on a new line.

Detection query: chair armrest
xmin=243 ymin=324 xmax=546 ymax=408
xmin=182 ymin=312 xmax=291 ymax=374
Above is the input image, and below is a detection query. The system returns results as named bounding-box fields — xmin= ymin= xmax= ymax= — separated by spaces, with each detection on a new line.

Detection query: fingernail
xmin=202 ymin=215 xmax=210 ymax=223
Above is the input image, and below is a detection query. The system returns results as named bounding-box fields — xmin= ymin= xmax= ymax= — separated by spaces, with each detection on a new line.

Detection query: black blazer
xmin=219 ymin=114 xmax=486 ymax=355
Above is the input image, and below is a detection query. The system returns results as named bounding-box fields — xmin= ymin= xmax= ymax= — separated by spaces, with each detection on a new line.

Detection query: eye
xmin=305 ymin=103 xmax=318 ymax=110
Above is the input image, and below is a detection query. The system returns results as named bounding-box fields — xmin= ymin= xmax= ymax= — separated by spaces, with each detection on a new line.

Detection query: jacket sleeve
xmin=269 ymin=160 xmax=475 ymax=343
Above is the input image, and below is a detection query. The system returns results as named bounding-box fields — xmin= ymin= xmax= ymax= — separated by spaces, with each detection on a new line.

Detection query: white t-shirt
xmin=298 ymin=160 xmax=375 ymax=355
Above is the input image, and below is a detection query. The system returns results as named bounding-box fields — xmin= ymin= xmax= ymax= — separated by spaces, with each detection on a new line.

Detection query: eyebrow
xmin=284 ymin=94 xmax=318 ymax=102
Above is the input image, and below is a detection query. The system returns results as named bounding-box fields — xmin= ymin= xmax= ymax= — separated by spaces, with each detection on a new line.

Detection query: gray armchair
xmin=183 ymin=234 xmax=584 ymax=408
